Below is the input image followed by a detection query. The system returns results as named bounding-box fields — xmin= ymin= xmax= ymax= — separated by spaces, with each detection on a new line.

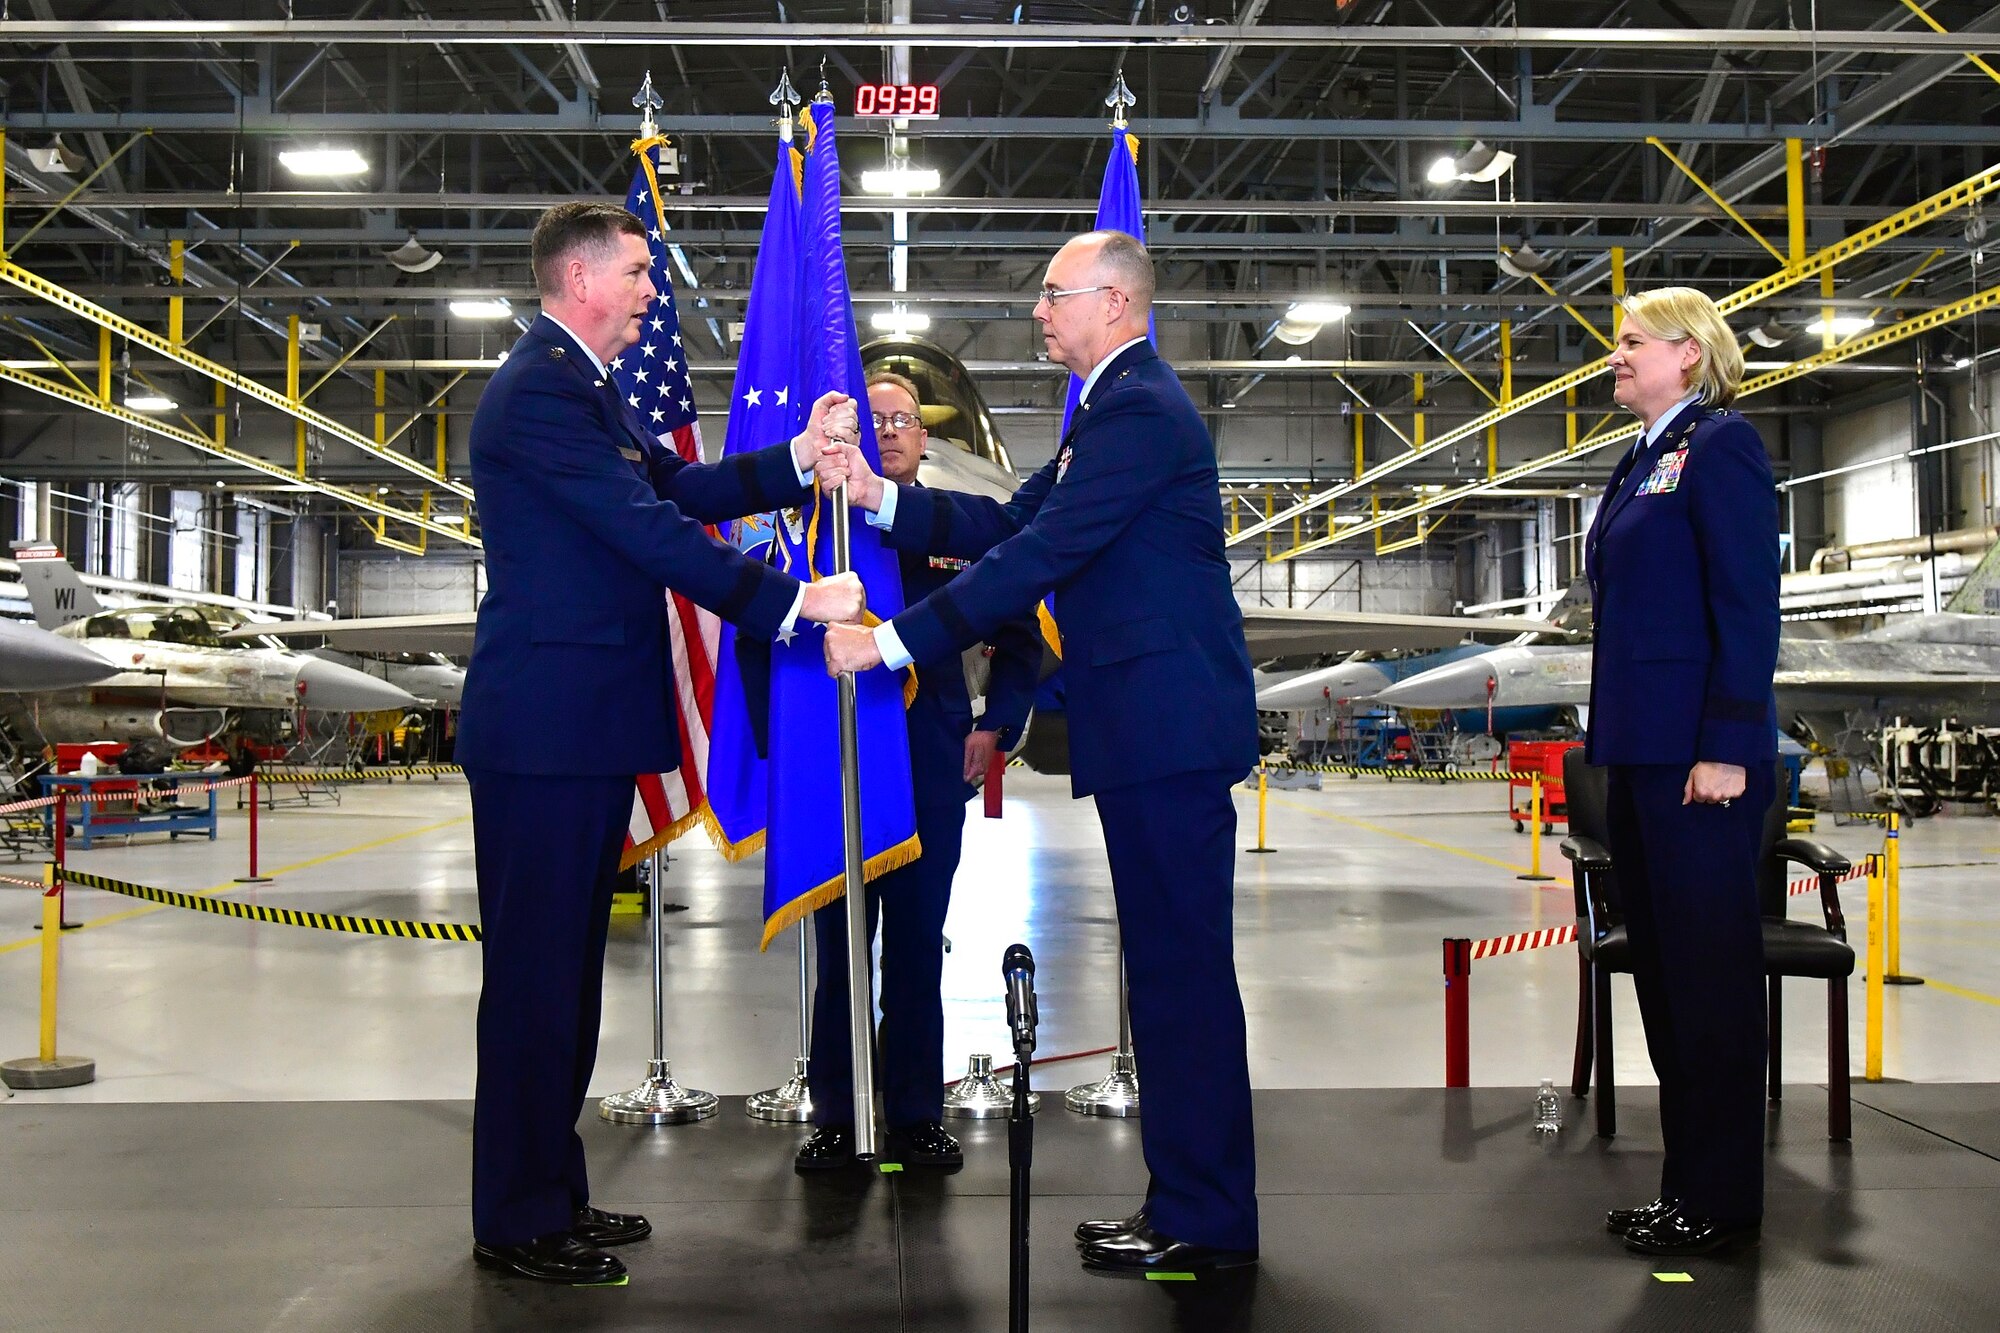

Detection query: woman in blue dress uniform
xmin=1583 ymin=287 xmax=1781 ymax=1257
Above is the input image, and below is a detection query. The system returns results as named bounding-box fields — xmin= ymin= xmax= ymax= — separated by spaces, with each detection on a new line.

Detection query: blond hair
xmin=866 ymin=370 xmax=923 ymax=412
xmin=1618 ymin=287 xmax=1744 ymax=408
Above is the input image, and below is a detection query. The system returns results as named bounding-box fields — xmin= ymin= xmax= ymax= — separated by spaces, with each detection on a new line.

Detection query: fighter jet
xmin=199 ymin=609 xmax=464 ymax=708
xmin=1256 ymin=644 xmax=1566 ymax=736
xmin=0 ymin=617 xmax=118 ymax=692
xmin=7 ymin=544 xmax=418 ymax=745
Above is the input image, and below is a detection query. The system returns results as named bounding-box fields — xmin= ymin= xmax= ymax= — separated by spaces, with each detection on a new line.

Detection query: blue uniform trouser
xmin=808 ymin=797 xmax=964 ymax=1128
xmin=466 ymin=768 xmax=632 ymax=1247
xmin=1094 ymin=769 xmax=1259 ymax=1253
xmin=1606 ymin=762 xmax=1774 ymax=1225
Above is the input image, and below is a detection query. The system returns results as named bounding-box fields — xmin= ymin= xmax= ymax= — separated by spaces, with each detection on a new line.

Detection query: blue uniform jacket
xmin=881 ymin=341 xmax=1259 ymax=798
xmin=458 ymin=315 xmax=809 ymax=777
xmin=895 ymin=527 xmax=1042 ymax=809
xmin=1583 ymin=399 xmax=1781 ymax=769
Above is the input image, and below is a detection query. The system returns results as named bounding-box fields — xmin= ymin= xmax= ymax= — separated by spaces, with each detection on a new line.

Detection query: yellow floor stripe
xmin=0 ymin=813 xmax=470 ymax=958
xmin=1266 ymin=791 xmax=1570 ymax=884
xmin=1918 ymin=977 xmax=2000 ymax=1010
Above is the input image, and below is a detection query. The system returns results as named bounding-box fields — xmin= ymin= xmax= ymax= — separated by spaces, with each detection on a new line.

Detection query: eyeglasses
xmin=872 ymin=411 xmax=922 ymax=432
xmin=1036 ymin=284 xmax=1116 ymax=306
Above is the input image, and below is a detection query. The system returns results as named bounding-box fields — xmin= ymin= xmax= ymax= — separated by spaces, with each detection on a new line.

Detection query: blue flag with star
xmin=758 ymin=97 xmax=920 ymax=948
xmin=704 ymin=128 xmax=806 ymax=858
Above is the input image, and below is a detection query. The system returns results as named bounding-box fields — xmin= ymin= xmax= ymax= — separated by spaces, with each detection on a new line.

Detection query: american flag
xmin=614 ymin=141 xmax=719 ymax=865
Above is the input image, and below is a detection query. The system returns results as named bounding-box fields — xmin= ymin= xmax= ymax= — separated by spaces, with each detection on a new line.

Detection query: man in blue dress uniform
xmin=793 ymin=371 xmax=1044 ymax=1173
xmin=823 ymin=231 xmax=1261 ymax=1275
xmin=457 ymin=201 xmax=865 ymax=1285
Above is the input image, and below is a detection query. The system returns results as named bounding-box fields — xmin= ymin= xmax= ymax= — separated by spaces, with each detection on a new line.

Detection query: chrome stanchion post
xmin=945 ymin=1052 xmax=1042 ymax=1119
xmin=747 ymin=919 xmax=815 ymax=1122
xmin=600 ymin=850 xmax=718 ymax=1124
xmin=830 ymin=497 xmax=883 ymax=1159
xmin=1065 ymin=938 xmax=1140 ymax=1117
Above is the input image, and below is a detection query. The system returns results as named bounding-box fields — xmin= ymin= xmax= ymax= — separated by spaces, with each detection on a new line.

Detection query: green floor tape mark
xmin=1652 ymin=1272 xmax=1693 ymax=1283
xmin=1145 ymin=1272 xmax=1197 ymax=1282
xmin=580 ymin=1276 xmax=631 ymax=1288
xmin=878 ymin=1162 xmax=904 ymax=1173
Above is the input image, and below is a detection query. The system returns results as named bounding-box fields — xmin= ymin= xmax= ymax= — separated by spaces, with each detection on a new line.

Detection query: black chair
xmin=1559 ymin=748 xmax=1856 ymax=1141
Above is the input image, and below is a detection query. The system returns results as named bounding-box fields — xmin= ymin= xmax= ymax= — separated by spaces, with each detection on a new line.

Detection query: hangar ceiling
xmin=3 ymin=2 xmax=1999 ymax=558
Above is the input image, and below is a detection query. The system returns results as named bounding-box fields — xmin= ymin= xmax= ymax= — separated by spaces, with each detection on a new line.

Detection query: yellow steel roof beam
xmin=1897 ymin=0 xmax=2000 ymax=87
xmin=1227 ymin=159 xmax=2000 ymax=551
xmin=0 ymin=364 xmax=481 ymax=550
xmin=1277 ymin=280 xmax=2000 ymax=558
xmin=0 ymin=259 xmax=473 ymax=502
xmin=1645 ymin=137 xmax=1790 ymax=266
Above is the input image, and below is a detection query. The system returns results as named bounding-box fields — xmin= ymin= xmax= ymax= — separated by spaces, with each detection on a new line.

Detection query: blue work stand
xmin=39 ymin=773 xmax=221 ymax=849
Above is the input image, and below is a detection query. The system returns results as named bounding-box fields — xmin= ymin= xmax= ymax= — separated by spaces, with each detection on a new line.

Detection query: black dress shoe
xmin=891 ymin=1120 xmax=963 ymax=1167
xmin=1074 ymin=1207 xmax=1150 ymax=1245
xmin=795 ymin=1125 xmax=857 ymax=1172
xmin=1605 ymin=1197 xmax=1679 ymax=1236
xmin=1623 ymin=1211 xmax=1760 ymax=1257
xmin=473 ymin=1232 xmax=627 ymax=1285
xmin=1079 ymin=1222 xmax=1258 ymax=1277
xmin=573 ymin=1205 xmax=651 ymax=1247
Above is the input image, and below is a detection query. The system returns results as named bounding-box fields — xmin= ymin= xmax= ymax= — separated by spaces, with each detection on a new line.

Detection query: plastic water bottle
xmin=1533 ymin=1078 xmax=1562 ymax=1136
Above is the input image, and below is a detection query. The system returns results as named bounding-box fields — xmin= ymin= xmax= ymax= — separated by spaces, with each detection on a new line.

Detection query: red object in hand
xmin=983 ymin=747 xmax=1005 ymax=819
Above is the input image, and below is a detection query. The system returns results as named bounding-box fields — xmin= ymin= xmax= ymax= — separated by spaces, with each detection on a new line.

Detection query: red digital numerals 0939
xmin=855 ymin=84 xmax=940 ymax=118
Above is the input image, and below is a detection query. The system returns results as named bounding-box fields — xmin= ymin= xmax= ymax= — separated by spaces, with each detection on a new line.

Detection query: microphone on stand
xmin=1003 ymin=943 xmax=1038 ymax=1056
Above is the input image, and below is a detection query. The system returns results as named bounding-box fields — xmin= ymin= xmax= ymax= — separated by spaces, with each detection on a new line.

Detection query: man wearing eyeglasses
xmin=795 ymin=370 xmax=1043 ymax=1174
xmin=823 ymin=231 xmax=1260 ymax=1276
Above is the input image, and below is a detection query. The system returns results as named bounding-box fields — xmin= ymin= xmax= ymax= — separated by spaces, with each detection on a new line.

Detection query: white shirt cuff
xmin=866 ymin=478 xmax=899 ymax=529
xmin=791 ymin=439 xmax=813 ymax=487
xmin=779 ymin=586 xmax=806 ymax=637
xmin=874 ymin=620 xmax=914 ymax=671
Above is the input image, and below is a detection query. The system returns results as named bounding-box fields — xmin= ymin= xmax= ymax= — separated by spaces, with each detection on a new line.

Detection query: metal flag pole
xmin=1064 ymin=938 xmax=1140 ymax=1117
xmin=600 ymin=850 xmax=718 ymax=1124
xmin=746 ymin=919 xmax=815 ymax=1121
xmin=830 ymin=494 xmax=883 ymax=1159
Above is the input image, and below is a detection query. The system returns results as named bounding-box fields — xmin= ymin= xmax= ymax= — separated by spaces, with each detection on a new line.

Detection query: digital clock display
xmin=854 ymin=84 xmax=941 ymax=119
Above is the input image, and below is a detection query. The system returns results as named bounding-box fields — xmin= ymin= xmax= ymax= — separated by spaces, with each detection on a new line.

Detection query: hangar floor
xmin=4 ymin=772 xmax=2000 ymax=1328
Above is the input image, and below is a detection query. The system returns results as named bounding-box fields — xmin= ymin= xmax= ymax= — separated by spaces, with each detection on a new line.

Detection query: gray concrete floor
xmin=2 ymin=769 xmax=1996 ymax=1102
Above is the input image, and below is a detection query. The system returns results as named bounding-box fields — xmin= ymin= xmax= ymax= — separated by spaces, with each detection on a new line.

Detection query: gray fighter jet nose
xmin=1255 ymin=663 xmax=1393 ymax=711
xmin=0 ymin=619 xmax=118 ymax=692
xmin=1372 ymin=657 xmax=1497 ymax=709
xmin=295 ymin=656 xmax=421 ymax=713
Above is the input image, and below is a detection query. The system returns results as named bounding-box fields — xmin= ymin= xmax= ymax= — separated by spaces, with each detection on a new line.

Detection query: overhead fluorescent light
xmin=1288 ymin=301 xmax=1351 ymax=324
xmin=1411 ymin=483 xmax=1446 ymax=494
xmin=1426 ymin=155 xmax=1457 ymax=185
xmin=278 ymin=147 xmax=369 ymax=177
xmin=1746 ymin=317 xmax=1794 ymax=349
xmin=386 ymin=234 xmax=442 ymax=274
xmin=437 ymin=514 xmax=469 ymax=525
xmin=449 ymin=298 xmax=514 ymax=320
xmin=1805 ymin=315 xmax=1875 ymax=337
xmin=1429 ymin=142 xmax=1515 ymax=186
xmin=28 ymin=138 xmax=84 ymax=174
xmin=870 ymin=309 xmax=932 ymax=336
xmin=126 ymin=394 xmax=177 ymax=411
xmin=860 ymin=166 xmax=941 ymax=196
xmin=1497 ymin=243 xmax=1554 ymax=279
xmin=1955 ymin=356 xmax=1975 ymax=369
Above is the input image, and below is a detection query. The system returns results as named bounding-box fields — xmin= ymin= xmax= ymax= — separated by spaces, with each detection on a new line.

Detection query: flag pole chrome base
xmin=1064 ymin=1051 xmax=1140 ymax=1118
xmin=745 ymin=1056 xmax=815 ymax=1123
xmin=945 ymin=1052 xmax=1041 ymax=1120
xmin=598 ymin=1058 xmax=718 ymax=1125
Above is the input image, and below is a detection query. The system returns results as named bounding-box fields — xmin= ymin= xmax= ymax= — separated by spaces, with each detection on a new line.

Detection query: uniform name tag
xmin=927 ymin=555 xmax=971 ymax=572
xmin=1636 ymin=447 xmax=1688 ymax=496
xmin=1056 ymin=443 xmax=1075 ymax=482
xmin=618 ymin=446 xmax=643 ymax=461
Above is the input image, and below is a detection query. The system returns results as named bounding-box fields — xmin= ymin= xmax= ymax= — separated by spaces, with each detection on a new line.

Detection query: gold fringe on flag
xmin=757 ymin=830 xmax=924 ymax=950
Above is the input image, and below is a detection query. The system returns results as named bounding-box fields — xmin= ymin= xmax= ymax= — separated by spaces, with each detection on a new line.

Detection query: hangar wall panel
xmin=339 ymin=553 xmax=480 ymax=617
xmin=1824 ymin=399 xmax=1917 ymax=547
xmin=1228 ymin=554 xmax=1452 ymax=616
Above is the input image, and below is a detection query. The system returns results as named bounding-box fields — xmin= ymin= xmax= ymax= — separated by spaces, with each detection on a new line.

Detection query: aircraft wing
xmin=1239 ymin=607 xmax=1550 ymax=657
xmin=223 ymin=612 xmax=477 ymax=656
xmin=1774 ymin=669 xmax=2000 ymax=693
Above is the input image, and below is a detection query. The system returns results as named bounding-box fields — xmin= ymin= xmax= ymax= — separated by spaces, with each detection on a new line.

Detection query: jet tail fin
xmin=1944 ymin=540 xmax=2000 ymax=615
xmin=9 ymin=542 xmax=103 ymax=628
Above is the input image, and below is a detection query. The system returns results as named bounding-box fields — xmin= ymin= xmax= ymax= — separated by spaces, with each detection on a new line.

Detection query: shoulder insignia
xmin=618 ymin=446 xmax=643 ymax=461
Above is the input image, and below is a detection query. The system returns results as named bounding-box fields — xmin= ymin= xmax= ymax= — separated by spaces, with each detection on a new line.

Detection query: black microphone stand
xmin=1005 ymin=950 xmax=1038 ymax=1333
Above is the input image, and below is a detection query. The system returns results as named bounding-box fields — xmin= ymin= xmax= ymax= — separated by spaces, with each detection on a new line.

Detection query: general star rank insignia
xmin=1636 ymin=446 xmax=1688 ymax=496
xmin=1056 ymin=443 xmax=1075 ymax=482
